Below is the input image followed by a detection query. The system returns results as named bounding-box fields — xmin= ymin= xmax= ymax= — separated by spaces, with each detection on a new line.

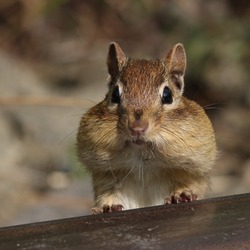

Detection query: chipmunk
xmin=77 ymin=42 xmax=217 ymax=213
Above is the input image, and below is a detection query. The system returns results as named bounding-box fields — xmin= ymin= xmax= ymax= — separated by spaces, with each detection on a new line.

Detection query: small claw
xmin=93 ymin=204 xmax=124 ymax=214
xmin=180 ymin=191 xmax=198 ymax=202
xmin=165 ymin=194 xmax=182 ymax=204
xmin=111 ymin=204 xmax=124 ymax=212
xmin=165 ymin=190 xmax=198 ymax=205
xmin=91 ymin=207 xmax=103 ymax=214
xmin=164 ymin=196 xmax=172 ymax=205
xmin=103 ymin=205 xmax=111 ymax=213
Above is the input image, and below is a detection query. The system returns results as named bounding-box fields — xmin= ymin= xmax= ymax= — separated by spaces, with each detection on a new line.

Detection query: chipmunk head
xmin=106 ymin=42 xmax=187 ymax=145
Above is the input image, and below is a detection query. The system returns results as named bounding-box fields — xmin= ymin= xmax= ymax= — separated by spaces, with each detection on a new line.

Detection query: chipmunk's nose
xmin=134 ymin=109 xmax=143 ymax=120
xmin=129 ymin=120 xmax=149 ymax=137
xmin=128 ymin=109 xmax=149 ymax=137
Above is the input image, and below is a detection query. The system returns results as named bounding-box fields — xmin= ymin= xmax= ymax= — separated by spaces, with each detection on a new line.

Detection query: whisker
xmin=59 ymin=127 xmax=78 ymax=145
xmin=109 ymin=163 xmax=118 ymax=182
xmin=77 ymin=98 xmax=98 ymax=105
xmin=120 ymin=164 xmax=135 ymax=183
xmin=149 ymin=147 xmax=156 ymax=159
xmin=203 ymin=103 xmax=226 ymax=111
xmin=69 ymin=112 xmax=87 ymax=118
xmin=159 ymin=127 xmax=195 ymax=157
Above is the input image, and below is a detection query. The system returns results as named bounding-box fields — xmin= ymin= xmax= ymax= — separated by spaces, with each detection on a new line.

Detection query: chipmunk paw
xmin=92 ymin=204 xmax=124 ymax=214
xmin=164 ymin=190 xmax=198 ymax=204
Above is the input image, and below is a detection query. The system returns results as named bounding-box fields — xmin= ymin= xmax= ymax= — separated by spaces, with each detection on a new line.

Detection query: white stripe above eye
xmin=117 ymin=82 xmax=123 ymax=95
xmin=158 ymin=82 xmax=169 ymax=98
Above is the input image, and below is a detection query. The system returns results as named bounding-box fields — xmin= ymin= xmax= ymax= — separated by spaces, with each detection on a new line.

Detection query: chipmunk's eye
xmin=162 ymin=86 xmax=173 ymax=104
xmin=111 ymin=86 xmax=120 ymax=104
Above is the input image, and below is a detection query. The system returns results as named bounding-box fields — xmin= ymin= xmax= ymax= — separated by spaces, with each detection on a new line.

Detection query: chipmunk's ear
xmin=165 ymin=43 xmax=186 ymax=92
xmin=107 ymin=42 xmax=127 ymax=82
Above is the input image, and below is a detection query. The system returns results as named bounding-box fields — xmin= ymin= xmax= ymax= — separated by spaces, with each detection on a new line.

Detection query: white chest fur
xmin=109 ymin=144 xmax=171 ymax=210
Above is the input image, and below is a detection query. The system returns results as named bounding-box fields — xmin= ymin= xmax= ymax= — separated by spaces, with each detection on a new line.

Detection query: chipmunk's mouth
xmin=124 ymin=138 xmax=147 ymax=147
xmin=132 ymin=139 xmax=146 ymax=145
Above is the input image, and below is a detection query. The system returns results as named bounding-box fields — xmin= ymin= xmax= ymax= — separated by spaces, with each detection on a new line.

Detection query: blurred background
xmin=0 ymin=0 xmax=249 ymax=227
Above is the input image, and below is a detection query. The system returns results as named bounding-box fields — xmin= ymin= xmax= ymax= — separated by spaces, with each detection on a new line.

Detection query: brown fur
xmin=77 ymin=43 xmax=217 ymax=213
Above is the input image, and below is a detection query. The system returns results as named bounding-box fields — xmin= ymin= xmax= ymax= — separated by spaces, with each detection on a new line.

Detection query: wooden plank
xmin=0 ymin=193 xmax=250 ymax=250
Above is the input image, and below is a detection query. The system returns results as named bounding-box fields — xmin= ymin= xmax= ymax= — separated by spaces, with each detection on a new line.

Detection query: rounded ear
xmin=166 ymin=43 xmax=186 ymax=75
xmin=165 ymin=43 xmax=186 ymax=93
xmin=107 ymin=42 xmax=127 ymax=82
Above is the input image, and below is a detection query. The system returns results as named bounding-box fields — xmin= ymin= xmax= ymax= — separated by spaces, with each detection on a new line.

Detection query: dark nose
xmin=134 ymin=109 xmax=143 ymax=120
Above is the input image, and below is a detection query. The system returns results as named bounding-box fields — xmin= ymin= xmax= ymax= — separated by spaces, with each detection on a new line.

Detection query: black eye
xmin=162 ymin=86 xmax=173 ymax=104
xmin=111 ymin=86 xmax=120 ymax=104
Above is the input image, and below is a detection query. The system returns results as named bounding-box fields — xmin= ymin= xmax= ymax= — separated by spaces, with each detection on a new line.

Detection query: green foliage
xmin=68 ymin=143 xmax=88 ymax=179
xmin=44 ymin=0 xmax=67 ymax=14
